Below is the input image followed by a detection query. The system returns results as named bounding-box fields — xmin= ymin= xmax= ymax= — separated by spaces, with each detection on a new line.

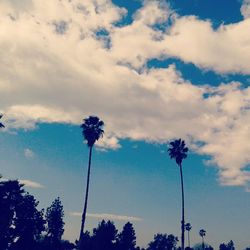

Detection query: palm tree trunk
xmin=188 ymin=231 xmax=190 ymax=248
xmin=202 ymin=237 xmax=204 ymax=250
xmin=179 ymin=163 xmax=185 ymax=250
xmin=79 ymin=146 xmax=93 ymax=248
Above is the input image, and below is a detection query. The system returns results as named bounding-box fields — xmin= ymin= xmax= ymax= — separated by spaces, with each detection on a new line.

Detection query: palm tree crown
xmin=199 ymin=229 xmax=206 ymax=237
xmin=168 ymin=139 xmax=188 ymax=166
xmin=80 ymin=116 xmax=104 ymax=147
xmin=0 ymin=114 xmax=5 ymax=128
xmin=185 ymin=223 xmax=192 ymax=231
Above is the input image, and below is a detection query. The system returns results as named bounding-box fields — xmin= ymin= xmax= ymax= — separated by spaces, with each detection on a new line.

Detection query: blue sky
xmin=0 ymin=0 xmax=250 ymax=249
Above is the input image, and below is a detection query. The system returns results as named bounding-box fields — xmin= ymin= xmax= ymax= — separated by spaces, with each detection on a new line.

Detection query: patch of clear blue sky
xmin=112 ymin=0 xmax=243 ymax=27
xmin=168 ymin=0 xmax=243 ymax=27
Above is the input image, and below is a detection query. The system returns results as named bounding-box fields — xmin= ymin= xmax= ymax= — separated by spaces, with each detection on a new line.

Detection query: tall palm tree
xmin=78 ymin=116 xmax=104 ymax=248
xmin=199 ymin=229 xmax=206 ymax=250
xmin=185 ymin=223 xmax=192 ymax=248
xmin=168 ymin=139 xmax=188 ymax=250
xmin=0 ymin=114 xmax=5 ymax=128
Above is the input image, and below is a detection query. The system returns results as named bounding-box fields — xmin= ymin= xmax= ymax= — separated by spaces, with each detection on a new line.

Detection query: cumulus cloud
xmin=0 ymin=0 xmax=249 ymax=188
xmin=24 ymin=148 xmax=35 ymax=158
xmin=241 ymin=0 xmax=250 ymax=19
xmin=70 ymin=212 xmax=142 ymax=222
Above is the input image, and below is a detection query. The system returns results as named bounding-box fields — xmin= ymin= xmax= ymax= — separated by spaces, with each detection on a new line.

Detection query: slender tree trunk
xmin=78 ymin=146 xmax=93 ymax=249
xmin=179 ymin=163 xmax=185 ymax=250
xmin=202 ymin=237 xmax=204 ymax=250
xmin=188 ymin=231 xmax=190 ymax=248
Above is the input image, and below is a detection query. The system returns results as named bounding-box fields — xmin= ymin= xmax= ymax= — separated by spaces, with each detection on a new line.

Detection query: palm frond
xmin=168 ymin=138 xmax=188 ymax=165
xmin=80 ymin=116 xmax=104 ymax=147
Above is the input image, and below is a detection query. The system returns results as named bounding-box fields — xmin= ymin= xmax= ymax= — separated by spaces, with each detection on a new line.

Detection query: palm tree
xmin=168 ymin=139 xmax=188 ymax=250
xmin=78 ymin=116 xmax=104 ymax=248
xmin=185 ymin=223 xmax=192 ymax=248
xmin=0 ymin=114 xmax=5 ymax=128
xmin=199 ymin=229 xmax=206 ymax=250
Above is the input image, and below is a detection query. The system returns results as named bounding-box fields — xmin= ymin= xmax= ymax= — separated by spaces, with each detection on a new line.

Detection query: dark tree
xmin=219 ymin=241 xmax=235 ymax=250
xmin=0 ymin=179 xmax=24 ymax=249
xmin=92 ymin=220 xmax=117 ymax=250
xmin=11 ymin=192 xmax=45 ymax=250
xmin=147 ymin=233 xmax=178 ymax=250
xmin=0 ymin=114 xmax=4 ymax=128
xmin=78 ymin=116 xmax=104 ymax=248
xmin=199 ymin=229 xmax=206 ymax=250
xmin=45 ymin=197 xmax=65 ymax=249
xmin=116 ymin=222 xmax=136 ymax=250
xmin=79 ymin=231 xmax=93 ymax=250
xmin=185 ymin=223 xmax=192 ymax=248
xmin=168 ymin=139 xmax=188 ymax=250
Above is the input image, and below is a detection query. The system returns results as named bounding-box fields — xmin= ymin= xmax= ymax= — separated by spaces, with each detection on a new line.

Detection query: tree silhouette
xmin=116 ymin=222 xmax=136 ymax=250
xmin=168 ymin=139 xmax=188 ymax=250
xmin=147 ymin=233 xmax=178 ymax=250
xmin=78 ymin=116 xmax=104 ymax=248
xmin=199 ymin=229 xmax=206 ymax=250
xmin=45 ymin=197 xmax=65 ymax=249
xmin=219 ymin=241 xmax=235 ymax=250
xmin=0 ymin=114 xmax=5 ymax=128
xmin=92 ymin=220 xmax=117 ymax=250
xmin=185 ymin=223 xmax=192 ymax=248
xmin=0 ymin=179 xmax=25 ymax=249
xmin=11 ymin=192 xmax=45 ymax=250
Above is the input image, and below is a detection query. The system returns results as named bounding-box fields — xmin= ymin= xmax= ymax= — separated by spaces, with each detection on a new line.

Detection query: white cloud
xmin=19 ymin=179 xmax=44 ymax=188
xmin=70 ymin=212 xmax=142 ymax=222
xmin=163 ymin=16 xmax=250 ymax=74
xmin=241 ymin=0 xmax=250 ymax=19
xmin=96 ymin=134 xmax=121 ymax=151
xmin=0 ymin=0 xmax=250 ymax=188
xmin=24 ymin=148 xmax=35 ymax=158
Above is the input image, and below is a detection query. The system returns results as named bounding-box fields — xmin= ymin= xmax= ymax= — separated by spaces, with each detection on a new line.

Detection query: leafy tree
xmin=45 ymin=197 xmax=65 ymax=249
xmin=116 ymin=222 xmax=136 ymax=250
xmin=78 ymin=116 xmax=104 ymax=248
xmin=185 ymin=223 xmax=192 ymax=248
xmin=92 ymin=220 xmax=117 ymax=250
xmin=147 ymin=233 xmax=178 ymax=250
xmin=0 ymin=179 xmax=24 ymax=249
xmin=0 ymin=114 xmax=4 ymax=128
xmin=168 ymin=139 xmax=188 ymax=250
xmin=11 ymin=193 xmax=45 ymax=250
xmin=199 ymin=229 xmax=206 ymax=250
xmin=219 ymin=241 xmax=235 ymax=250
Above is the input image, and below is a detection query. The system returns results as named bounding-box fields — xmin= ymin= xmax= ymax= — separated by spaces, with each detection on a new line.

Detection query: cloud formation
xmin=0 ymin=0 xmax=249 ymax=188
xmin=70 ymin=212 xmax=142 ymax=222
xmin=24 ymin=148 xmax=35 ymax=158
xmin=19 ymin=179 xmax=44 ymax=188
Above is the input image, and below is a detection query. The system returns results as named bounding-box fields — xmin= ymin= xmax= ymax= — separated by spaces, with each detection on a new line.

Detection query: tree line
xmin=1 ymin=177 xmax=247 ymax=250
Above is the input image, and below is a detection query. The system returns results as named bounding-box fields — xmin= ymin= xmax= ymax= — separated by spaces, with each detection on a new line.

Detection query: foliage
xmin=92 ymin=220 xmax=118 ymax=250
xmin=185 ymin=223 xmax=192 ymax=231
xmin=116 ymin=222 xmax=137 ymax=250
xmin=0 ymin=114 xmax=4 ymax=128
xmin=46 ymin=197 xmax=65 ymax=244
xmin=80 ymin=116 xmax=104 ymax=147
xmin=147 ymin=233 xmax=178 ymax=250
xmin=219 ymin=241 xmax=235 ymax=250
xmin=168 ymin=139 xmax=188 ymax=166
xmin=199 ymin=229 xmax=206 ymax=238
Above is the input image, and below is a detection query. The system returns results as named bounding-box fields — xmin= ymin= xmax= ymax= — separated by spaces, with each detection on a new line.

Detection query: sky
xmin=0 ymin=0 xmax=249 ymax=248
